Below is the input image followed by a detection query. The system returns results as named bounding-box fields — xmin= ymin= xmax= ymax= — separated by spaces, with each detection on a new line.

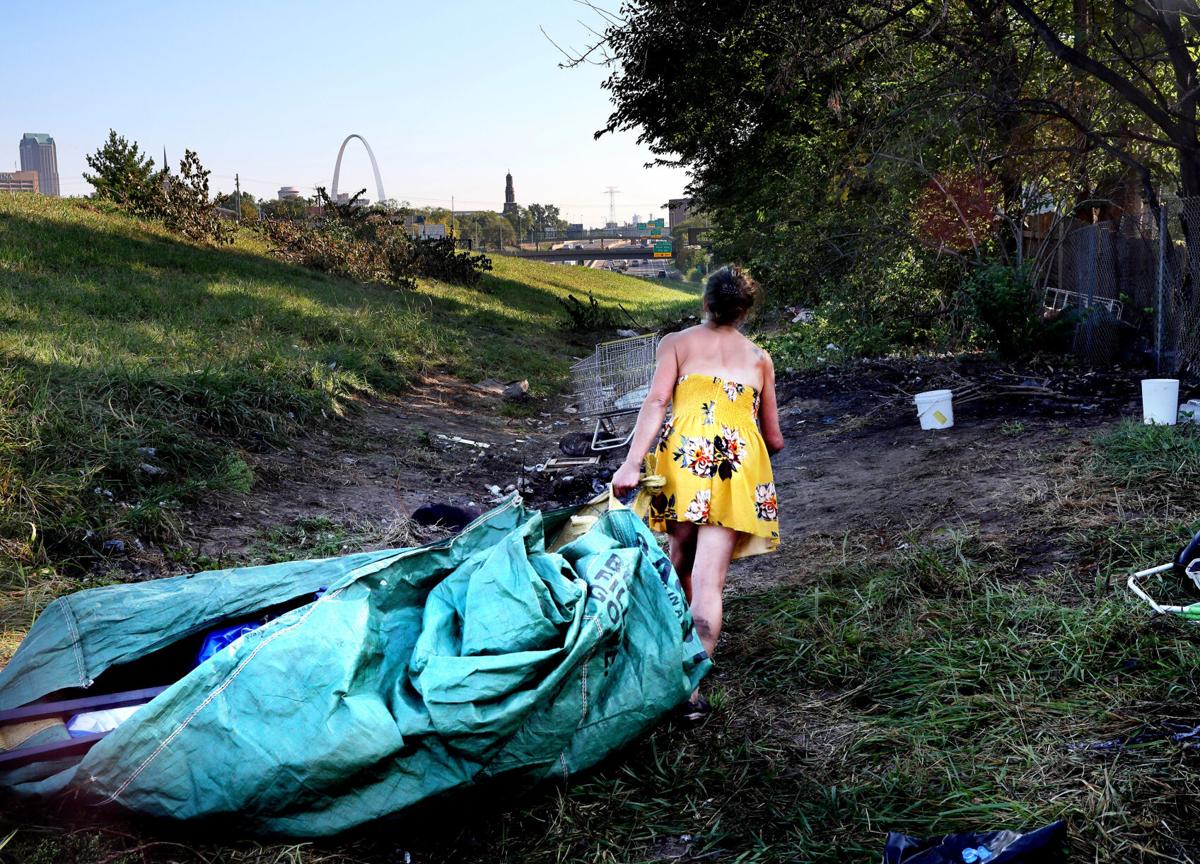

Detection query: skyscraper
xmin=19 ymin=133 xmax=60 ymax=197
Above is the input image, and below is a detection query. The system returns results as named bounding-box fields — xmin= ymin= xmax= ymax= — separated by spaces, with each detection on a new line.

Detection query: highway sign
xmin=653 ymin=240 xmax=672 ymax=259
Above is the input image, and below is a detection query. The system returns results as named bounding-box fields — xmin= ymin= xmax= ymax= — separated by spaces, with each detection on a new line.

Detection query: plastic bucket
xmin=914 ymin=389 xmax=954 ymax=431
xmin=1142 ymin=379 xmax=1180 ymax=425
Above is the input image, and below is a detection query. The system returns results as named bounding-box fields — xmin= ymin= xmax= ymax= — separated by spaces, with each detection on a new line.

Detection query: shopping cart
xmin=569 ymin=333 xmax=659 ymax=451
xmin=1127 ymin=529 xmax=1200 ymax=619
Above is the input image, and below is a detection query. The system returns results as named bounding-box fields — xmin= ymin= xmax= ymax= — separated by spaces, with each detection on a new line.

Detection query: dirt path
xmin=180 ymin=375 xmax=570 ymax=562
xmin=176 ymin=359 xmax=1145 ymax=588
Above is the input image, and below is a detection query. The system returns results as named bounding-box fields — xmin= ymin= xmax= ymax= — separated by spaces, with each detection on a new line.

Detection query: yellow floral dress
xmin=648 ymin=374 xmax=780 ymax=559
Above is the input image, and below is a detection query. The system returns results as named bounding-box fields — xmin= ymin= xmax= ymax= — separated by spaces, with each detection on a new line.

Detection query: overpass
xmin=500 ymin=245 xmax=670 ymax=262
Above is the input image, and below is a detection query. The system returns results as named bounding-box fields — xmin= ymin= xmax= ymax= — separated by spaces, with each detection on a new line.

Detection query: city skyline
xmin=1 ymin=1 xmax=688 ymax=228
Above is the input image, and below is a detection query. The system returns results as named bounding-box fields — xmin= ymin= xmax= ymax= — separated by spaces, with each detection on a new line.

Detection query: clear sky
xmin=2 ymin=1 xmax=687 ymax=227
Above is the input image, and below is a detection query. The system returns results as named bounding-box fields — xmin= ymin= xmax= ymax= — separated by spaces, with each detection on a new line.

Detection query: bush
xmin=963 ymin=263 xmax=1042 ymax=358
xmin=153 ymin=149 xmax=234 ymax=244
xmin=261 ymin=190 xmax=492 ymax=291
xmin=558 ymin=292 xmax=625 ymax=331
xmin=85 ymin=133 xmax=232 ymax=245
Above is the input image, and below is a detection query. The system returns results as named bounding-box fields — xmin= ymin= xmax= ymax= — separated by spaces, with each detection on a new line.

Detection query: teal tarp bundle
xmin=0 ymin=498 xmax=709 ymax=836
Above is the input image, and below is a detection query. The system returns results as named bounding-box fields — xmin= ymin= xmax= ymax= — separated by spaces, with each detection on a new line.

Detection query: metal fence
xmin=1046 ymin=199 xmax=1200 ymax=377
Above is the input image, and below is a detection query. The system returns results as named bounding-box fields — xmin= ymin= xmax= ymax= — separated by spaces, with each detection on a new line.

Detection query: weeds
xmin=1093 ymin=419 xmax=1200 ymax=484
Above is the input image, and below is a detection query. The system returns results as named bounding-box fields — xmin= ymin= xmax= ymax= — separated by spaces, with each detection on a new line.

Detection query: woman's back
xmin=669 ymin=324 xmax=767 ymax=392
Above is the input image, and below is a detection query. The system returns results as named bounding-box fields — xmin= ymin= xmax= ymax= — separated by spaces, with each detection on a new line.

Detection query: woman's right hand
xmin=611 ymin=459 xmax=642 ymax=498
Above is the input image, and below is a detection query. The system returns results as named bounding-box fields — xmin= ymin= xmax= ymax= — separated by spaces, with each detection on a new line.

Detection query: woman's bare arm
xmin=611 ymin=335 xmax=680 ymax=495
xmin=757 ymin=352 xmax=785 ymax=454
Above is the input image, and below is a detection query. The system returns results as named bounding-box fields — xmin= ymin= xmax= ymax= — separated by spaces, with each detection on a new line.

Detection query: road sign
xmin=653 ymin=240 xmax=672 ymax=259
xmin=650 ymin=227 xmax=662 ymax=237
xmin=636 ymin=222 xmax=647 ymax=230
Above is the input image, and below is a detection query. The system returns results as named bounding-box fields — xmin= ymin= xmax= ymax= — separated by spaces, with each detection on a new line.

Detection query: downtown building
xmin=19 ymin=133 xmax=60 ymax=197
xmin=0 ymin=170 xmax=39 ymax=194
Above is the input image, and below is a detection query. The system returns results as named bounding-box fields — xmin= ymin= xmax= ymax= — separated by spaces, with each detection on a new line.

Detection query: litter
xmin=436 ymin=433 xmax=490 ymax=449
xmin=411 ymin=503 xmax=481 ymax=530
xmin=884 ymin=820 xmax=1066 ymax=863
xmin=0 ymin=497 xmax=708 ymax=835
xmin=1127 ymin=527 xmax=1200 ymax=618
xmin=543 ymin=456 xmax=600 ymax=472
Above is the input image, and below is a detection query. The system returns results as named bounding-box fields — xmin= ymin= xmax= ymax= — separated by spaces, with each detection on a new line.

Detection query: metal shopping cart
xmin=569 ymin=333 xmax=659 ymax=451
xmin=1127 ymin=529 xmax=1200 ymax=619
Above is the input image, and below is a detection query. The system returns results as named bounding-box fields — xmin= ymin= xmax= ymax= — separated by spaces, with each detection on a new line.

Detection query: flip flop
xmin=678 ymin=697 xmax=711 ymax=723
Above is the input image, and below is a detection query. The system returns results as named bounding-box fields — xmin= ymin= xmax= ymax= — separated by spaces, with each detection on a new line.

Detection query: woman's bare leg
xmin=689 ymin=525 xmax=737 ymax=660
xmin=666 ymin=521 xmax=699 ymax=601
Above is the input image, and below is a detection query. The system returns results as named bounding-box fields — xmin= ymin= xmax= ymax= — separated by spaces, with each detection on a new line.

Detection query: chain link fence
xmin=1043 ymin=198 xmax=1200 ymax=377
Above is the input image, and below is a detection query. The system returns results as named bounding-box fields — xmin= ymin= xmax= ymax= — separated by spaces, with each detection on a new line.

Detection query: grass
xmin=0 ymin=194 xmax=698 ymax=582
xmin=8 ymin=195 xmax=1200 ymax=860
xmin=4 ymin=422 xmax=1200 ymax=862
xmin=1093 ymin=419 xmax=1200 ymax=486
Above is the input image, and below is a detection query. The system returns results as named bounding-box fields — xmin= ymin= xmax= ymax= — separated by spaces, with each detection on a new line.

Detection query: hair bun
xmin=704 ymin=265 xmax=759 ymax=325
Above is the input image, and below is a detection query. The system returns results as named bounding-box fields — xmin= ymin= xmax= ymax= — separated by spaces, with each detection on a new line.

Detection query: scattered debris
xmin=436 ymin=434 xmax=491 ymax=449
xmin=138 ymin=463 xmax=167 ymax=477
xmin=411 ymin=503 xmax=481 ymax=531
xmin=544 ymin=456 xmax=600 ymax=472
xmin=503 ymin=379 xmax=530 ymax=402
xmin=883 ymin=820 xmax=1066 ymax=863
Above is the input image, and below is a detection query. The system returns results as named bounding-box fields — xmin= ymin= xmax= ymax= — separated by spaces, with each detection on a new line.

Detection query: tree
xmin=158 ymin=150 xmax=233 ymax=243
xmin=83 ymin=129 xmax=157 ymax=210
xmin=527 ymin=203 xmax=569 ymax=233
xmin=261 ymin=196 xmax=311 ymax=221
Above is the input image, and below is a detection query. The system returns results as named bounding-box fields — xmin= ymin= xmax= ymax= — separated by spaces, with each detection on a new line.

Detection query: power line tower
xmin=604 ymin=186 xmax=620 ymax=227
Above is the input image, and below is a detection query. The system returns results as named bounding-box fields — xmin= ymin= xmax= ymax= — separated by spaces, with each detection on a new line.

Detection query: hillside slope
xmin=0 ymin=195 xmax=698 ymax=583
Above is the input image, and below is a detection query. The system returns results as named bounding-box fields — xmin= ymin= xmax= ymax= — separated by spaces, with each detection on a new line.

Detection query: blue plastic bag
xmin=883 ymin=820 xmax=1067 ymax=863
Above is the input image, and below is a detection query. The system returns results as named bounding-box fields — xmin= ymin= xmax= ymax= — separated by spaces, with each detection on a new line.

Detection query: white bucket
xmin=1142 ymin=379 xmax=1180 ymax=425
xmin=914 ymin=389 xmax=954 ymax=431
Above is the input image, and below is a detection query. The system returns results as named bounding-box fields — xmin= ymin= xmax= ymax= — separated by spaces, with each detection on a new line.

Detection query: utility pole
xmin=605 ymin=186 xmax=620 ymax=227
xmin=234 ymin=173 xmax=241 ymax=225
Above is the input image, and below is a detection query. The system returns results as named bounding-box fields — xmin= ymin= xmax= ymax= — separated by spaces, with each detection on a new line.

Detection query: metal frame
xmin=1043 ymin=286 xmax=1124 ymax=319
xmin=569 ymin=334 xmax=659 ymax=451
xmin=1127 ymin=563 xmax=1200 ymax=620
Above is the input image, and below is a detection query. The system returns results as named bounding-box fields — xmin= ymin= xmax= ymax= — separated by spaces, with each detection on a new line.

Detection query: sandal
xmin=678 ymin=697 xmax=711 ymax=722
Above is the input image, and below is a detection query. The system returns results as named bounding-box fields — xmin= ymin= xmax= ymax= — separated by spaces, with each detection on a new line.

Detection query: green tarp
xmin=0 ymin=498 xmax=709 ymax=835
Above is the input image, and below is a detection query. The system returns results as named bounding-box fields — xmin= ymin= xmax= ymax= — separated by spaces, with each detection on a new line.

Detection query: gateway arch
xmin=331 ymin=134 xmax=386 ymax=203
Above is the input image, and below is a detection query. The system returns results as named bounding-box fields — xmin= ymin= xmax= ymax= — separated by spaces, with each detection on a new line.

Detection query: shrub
xmin=558 ymin=292 xmax=625 ymax=331
xmin=261 ymin=191 xmax=492 ymax=291
xmin=153 ymin=149 xmax=234 ymax=244
xmin=963 ymin=263 xmax=1042 ymax=358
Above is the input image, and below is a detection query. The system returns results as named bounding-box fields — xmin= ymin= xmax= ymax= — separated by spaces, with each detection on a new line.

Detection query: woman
xmin=612 ymin=265 xmax=784 ymax=719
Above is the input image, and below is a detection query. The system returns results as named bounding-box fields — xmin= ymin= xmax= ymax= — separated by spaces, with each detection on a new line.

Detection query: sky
xmin=2 ymin=1 xmax=687 ymax=227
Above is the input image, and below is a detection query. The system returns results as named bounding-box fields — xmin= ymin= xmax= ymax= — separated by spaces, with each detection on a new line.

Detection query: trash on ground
xmin=1141 ymin=378 xmax=1180 ymax=425
xmin=411 ymin=503 xmax=481 ymax=531
xmin=503 ymin=379 xmax=530 ymax=401
xmin=0 ymin=500 xmax=707 ymax=836
xmin=883 ymin=820 xmax=1066 ymax=863
xmin=436 ymin=433 xmax=490 ymax=449
xmin=544 ymin=456 xmax=600 ymax=472
xmin=1127 ymin=527 xmax=1200 ymax=618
